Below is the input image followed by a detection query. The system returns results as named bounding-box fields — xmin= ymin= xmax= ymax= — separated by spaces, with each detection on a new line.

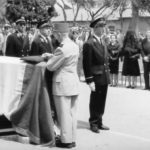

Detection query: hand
xmin=41 ymin=53 xmax=53 ymax=60
xmin=143 ymin=56 xmax=149 ymax=62
xmin=89 ymin=82 xmax=95 ymax=92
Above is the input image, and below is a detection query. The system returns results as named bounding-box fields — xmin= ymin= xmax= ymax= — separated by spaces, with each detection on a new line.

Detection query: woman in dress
xmin=108 ymin=34 xmax=121 ymax=86
xmin=122 ymin=30 xmax=141 ymax=88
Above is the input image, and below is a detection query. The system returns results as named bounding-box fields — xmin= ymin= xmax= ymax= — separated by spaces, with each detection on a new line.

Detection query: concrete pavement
xmin=0 ymin=83 xmax=150 ymax=150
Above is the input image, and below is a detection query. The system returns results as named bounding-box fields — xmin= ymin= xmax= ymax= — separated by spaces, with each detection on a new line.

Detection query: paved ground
xmin=0 ymin=83 xmax=150 ymax=150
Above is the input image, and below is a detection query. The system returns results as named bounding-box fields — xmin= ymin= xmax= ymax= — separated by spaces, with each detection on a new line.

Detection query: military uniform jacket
xmin=5 ymin=32 xmax=30 ymax=57
xmin=29 ymin=34 xmax=53 ymax=56
xmin=47 ymin=37 xmax=80 ymax=96
xmin=83 ymin=35 xmax=110 ymax=85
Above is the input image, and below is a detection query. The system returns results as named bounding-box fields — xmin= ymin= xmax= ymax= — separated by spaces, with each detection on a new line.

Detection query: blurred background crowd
xmin=1 ymin=0 xmax=150 ymax=90
xmin=0 ymin=20 xmax=150 ymax=90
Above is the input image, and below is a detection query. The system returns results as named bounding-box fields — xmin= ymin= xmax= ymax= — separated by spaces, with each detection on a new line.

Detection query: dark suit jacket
xmin=29 ymin=34 xmax=53 ymax=56
xmin=5 ymin=32 xmax=30 ymax=57
xmin=83 ymin=35 xmax=110 ymax=85
xmin=141 ymin=38 xmax=150 ymax=58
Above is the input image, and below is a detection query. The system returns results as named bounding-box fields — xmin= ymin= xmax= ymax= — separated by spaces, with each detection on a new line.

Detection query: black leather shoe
xmin=126 ymin=85 xmax=131 ymax=88
xmin=90 ymin=126 xmax=100 ymax=133
xmin=98 ymin=124 xmax=110 ymax=130
xmin=72 ymin=142 xmax=76 ymax=147
xmin=56 ymin=142 xmax=73 ymax=148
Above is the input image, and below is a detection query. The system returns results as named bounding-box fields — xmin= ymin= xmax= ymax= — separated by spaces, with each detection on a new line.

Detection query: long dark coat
xmin=122 ymin=41 xmax=140 ymax=76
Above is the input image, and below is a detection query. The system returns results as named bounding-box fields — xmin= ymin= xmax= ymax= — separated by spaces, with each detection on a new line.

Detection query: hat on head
xmin=31 ymin=19 xmax=38 ymax=25
xmin=4 ymin=23 xmax=11 ymax=29
xmin=90 ymin=17 xmax=106 ymax=28
xmin=37 ymin=19 xmax=52 ymax=29
xmin=16 ymin=17 xmax=26 ymax=25
xmin=54 ymin=23 xmax=69 ymax=33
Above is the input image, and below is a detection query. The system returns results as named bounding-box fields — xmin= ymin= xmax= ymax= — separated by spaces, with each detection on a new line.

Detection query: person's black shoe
xmin=56 ymin=142 xmax=74 ymax=148
xmin=72 ymin=142 xmax=76 ymax=147
xmin=131 ymin=86 xmax=136 ymax=89
xmin=143 ymin=87 xmax=150 ymax=90
xmin=90 ymin=126 xmax=100 ymax=133
xmin=98 ymin=124 xmax=110 ymax=130
xmin=126 ymin=85 xmax=131 ymax=88
xmin=55 ymin=135 xmax=61 ymax=143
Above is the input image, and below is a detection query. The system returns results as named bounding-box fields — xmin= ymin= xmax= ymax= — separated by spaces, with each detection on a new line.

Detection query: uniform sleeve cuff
xmin=85 ymin=76 xmax=93 ymax=84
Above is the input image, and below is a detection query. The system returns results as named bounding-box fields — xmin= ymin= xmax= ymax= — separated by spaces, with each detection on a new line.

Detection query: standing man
xmin=5 ymin=17 xmax=29 ymax=57
xmin=29 ymin=20 xmax=56 ymax=121
xmin=141 ymin=30 xmax=150 ymax=90
xmin=82 ymin=18 xmax=110 ymax=133
xmin=46 ymin=23 xmax=80 ymax=148
xmin=29 ymin=20 xmax=53 ymax=55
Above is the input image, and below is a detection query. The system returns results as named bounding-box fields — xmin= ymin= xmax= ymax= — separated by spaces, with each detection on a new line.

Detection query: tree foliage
xmin=5 ymin=0 xmax=57 ymax=23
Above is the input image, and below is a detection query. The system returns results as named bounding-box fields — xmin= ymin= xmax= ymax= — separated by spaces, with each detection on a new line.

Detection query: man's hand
xmin=41 ymin=53 xmax=53 ymax=60
xmin=89 ymin=82 xmax=96 ymax=92
xmin=143 ymin=56 xmax=149 ymax=62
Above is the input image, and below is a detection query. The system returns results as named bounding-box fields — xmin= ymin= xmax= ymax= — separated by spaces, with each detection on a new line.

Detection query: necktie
xmin=99 ymin=37 xmax=102 ymax=45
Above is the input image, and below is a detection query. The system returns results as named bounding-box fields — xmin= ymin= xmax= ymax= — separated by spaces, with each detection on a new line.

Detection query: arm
xmin=46 ymin=47 xmax=65 ymax=71
xmin=141 ymin=39 xmax=146 ymax=58
xmin=82 ymin=42 xmax=93 ymax=84
xmin=29 ymin=40 xmax=40 ymax=56
xmin=83 ymin=42 xmax=95 ymax=91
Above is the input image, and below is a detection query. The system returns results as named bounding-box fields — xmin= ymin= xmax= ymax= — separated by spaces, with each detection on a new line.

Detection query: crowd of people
xmin=1 ymin=18 xmax=150 ymax=91
xmin=0 ymin=16 xmax=150 ymax=148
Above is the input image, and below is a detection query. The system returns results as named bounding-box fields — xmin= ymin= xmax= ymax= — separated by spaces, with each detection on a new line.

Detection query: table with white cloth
xmin=0 ymin=56 xmax=55 ymax=146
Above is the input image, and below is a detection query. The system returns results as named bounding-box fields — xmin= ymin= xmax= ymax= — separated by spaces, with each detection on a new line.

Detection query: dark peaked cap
xmin=90 ymin=17 xmax=106 ymax=28
xmin=16 ymin=17 xmax=26 ymax=24
xmin=37 ymin=20 xmax=52 ymax=29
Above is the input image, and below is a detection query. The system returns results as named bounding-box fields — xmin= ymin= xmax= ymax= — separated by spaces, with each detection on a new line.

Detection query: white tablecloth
xmin=0 ymin=56 xmax=27 ymax=118
xmin=0 ymin=56 xmax=55 ymax=145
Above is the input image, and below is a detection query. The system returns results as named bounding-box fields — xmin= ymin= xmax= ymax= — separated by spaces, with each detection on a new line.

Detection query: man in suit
xmin=5 ymin=17 xmax=30 ymax=57
xmin=45 ymin=23 xmax=80 ymax=148
xmin=141 ymin=30 xmax=150 ymax=90
xmin=82 ymin=18 xmax=110 ymax=133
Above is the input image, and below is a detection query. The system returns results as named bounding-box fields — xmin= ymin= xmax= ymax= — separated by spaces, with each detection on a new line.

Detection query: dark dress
xmin=108 ymin=42 xmax=120 ymax=74
xmin=122 ymin=41 xmax=140 ymax=76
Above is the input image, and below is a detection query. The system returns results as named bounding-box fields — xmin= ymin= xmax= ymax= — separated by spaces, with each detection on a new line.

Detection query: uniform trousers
xmin=89 ymin=85 xmax=108 ymax=127
xmin=54 ymin=95 xmax=78 ymax=143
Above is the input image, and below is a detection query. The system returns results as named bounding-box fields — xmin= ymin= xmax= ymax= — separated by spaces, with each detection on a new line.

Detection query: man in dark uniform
xmin=82 ymin=18 xmax=110 ymax=133
xmin=29 ymin=20 xmax=56 ymax=122
xmin=29 ymin=20 xmax=53 ymax=55
xmin=5 ymin=17 xmax=30 ymax=57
